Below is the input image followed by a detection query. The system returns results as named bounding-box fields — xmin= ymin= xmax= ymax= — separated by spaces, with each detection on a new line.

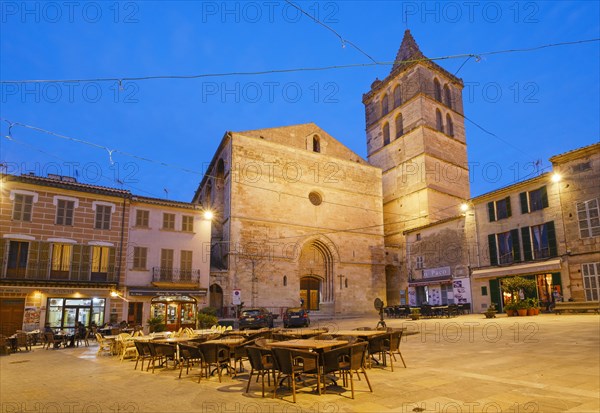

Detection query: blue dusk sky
xmin=1 ymin=1 xmax=599 ymax=202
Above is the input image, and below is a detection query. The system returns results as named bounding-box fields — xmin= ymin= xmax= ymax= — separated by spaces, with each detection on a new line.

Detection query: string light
xmin=1 ymin=38 xmax=596 ymax=85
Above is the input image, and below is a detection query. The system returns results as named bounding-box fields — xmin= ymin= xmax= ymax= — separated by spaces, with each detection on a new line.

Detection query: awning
xmin=127 ymin=288 xmax=207 ymax=297
xmin=472 ymin=259 xmax=561 ymax=279
xmin=409 ymin=276 xmax=452 ymax=287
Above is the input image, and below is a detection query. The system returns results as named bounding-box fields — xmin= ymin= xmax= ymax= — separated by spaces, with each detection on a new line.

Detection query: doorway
xmin=209 ymin=284 xmax=223 ymax=315
xmin=0 ymin=298 xmax=25 ymax=336
xmin=300 ymin=276 xmax=321 ymax=311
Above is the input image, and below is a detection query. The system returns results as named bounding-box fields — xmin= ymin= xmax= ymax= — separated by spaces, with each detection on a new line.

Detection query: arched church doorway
xmin=299 ymin=239 xmax=336 ymax=312
xmin=300 ymin=276 xmax=321 ymax=310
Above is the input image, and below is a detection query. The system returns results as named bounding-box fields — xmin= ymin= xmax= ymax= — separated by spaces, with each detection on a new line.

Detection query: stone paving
xmin=1 ymin=314 xmax=599 ymax=413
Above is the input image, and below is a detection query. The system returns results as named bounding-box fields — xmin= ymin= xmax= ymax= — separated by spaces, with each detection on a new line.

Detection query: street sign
xmin=232 ymin=289 xmax=241 ymax=305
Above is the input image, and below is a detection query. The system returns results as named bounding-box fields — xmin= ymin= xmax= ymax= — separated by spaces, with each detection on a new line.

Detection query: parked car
xmin=283 ymin=307 xmax=310 ymax=328
xmin=238 ymin=308 xmax=274 ymax=329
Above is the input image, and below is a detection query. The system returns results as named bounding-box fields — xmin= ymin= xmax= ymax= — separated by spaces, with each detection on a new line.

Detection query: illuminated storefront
xmin=149 ymin=295 xmax=197 ymax=331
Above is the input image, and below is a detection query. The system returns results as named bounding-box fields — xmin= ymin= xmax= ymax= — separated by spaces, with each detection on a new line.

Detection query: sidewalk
xmin=1 ymin=313 xmax=599 ymax=412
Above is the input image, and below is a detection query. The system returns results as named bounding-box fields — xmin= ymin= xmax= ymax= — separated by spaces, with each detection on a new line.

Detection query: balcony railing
xmin=1 ymin=260 xmax=118 ymax=283
xmin=152 ymin=267 xmax=201 ymax=284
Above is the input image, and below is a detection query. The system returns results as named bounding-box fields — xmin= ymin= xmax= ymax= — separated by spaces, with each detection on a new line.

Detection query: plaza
xmin=1 ymin=313 xmax=598 ymax=413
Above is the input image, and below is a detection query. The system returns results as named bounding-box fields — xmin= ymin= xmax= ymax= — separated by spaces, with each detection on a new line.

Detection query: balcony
xmin=151 ymin=267 xmax=202 ymax=288
xmin=1 ymin=261 xmax=118 ymax=284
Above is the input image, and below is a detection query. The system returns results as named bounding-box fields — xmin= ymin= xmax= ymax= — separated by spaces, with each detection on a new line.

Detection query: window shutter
xmin=547 ymin=221 xmax=558 ymax=257
xmin=511 ymin=229 xmax=521 ymax=262
xmin=108 ymin=247 xmax=117 ymax=282
xmin=505 ymin=197 xmax=512 ymax=217
xmin=521 ymin=227 xmax=533 ymax=261
xmin=541 ymin=186 xmax=549 ymax=208
xmin=519 ymin=192 xmax=529 ymax=214
xmin=488 ymin=234 xmax=498 ymax=266
xmin=71 ymin=244 xmax=83 ymax=281
xmin=487 ymin=202 xmax=496 ymax=222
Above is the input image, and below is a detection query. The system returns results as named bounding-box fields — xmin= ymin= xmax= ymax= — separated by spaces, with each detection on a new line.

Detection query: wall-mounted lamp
xmin=203 ymin=210 xmax=214 ymax=220
xmin=110 ymin=290 xmax=129 ymax=302
xmin=551 ymin=173 xmax=561 ymax=183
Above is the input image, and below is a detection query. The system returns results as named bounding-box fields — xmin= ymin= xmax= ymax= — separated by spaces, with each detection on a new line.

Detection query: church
xmin=193 ymin=30 xmax=470 ymax=316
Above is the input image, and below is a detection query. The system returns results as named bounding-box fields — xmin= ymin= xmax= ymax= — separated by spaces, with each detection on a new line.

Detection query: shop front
xmin=126 ymin=288 xmax=207 ymax=332
xmin=150 ymin=295 xmax=197 ymax=331
xmin=472 ymin=259 xmax=563 ymax=312
xmin=0 ymin=286 xmax=113 ymax=334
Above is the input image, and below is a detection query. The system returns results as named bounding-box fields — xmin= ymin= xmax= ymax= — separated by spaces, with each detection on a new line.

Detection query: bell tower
xmin=363 ymin=30 xmax=470 ymax=304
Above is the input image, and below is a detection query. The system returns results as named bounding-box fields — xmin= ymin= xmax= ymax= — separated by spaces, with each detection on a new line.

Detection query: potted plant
xmin=516 ymin=300 xmax=529 ymax=317
xmin=147 ymin=316 xmax=165 ymax=333
xmin=197 ymin=307 xmax=219 ymax=329
xmin=504 ymin=301 xmax=517 ymax=316
xmin=527 ymin=298 xmax=540 ymax=316
xmin=484 ymin=303 xmax=497 ymax=318
xmin=410 ymin=308 xmax=421 ymax=320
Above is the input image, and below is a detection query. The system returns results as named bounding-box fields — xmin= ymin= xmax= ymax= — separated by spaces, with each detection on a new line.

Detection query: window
xmin=487 ymin=197 xmax=512 ymax=222
xmin=582 ymin=263 xmax=600 ymax=301
xmin=163 ymin=213 xmax=175 ymax=230
xmin=444 ymin=84 xmax=452 ymax=109
xmin=160 ymin=249 xmax=174 ymax=279
xmin=577 ymin=199 xmax=600 ymax=238
xmin=133 ymin=247 xmax=147 ymax=270
xmin=95 ymin=205 xmax=112 ymax=230
xmin=520 ymin=186 xmax=548 ymax=214
xmin=572 ymin=162 xmax=591 ymax=173
xmin=135 ymin=210 xmax=149 ymax=227
xmin=182 ymin=215 xmax=194 ymax=232
xmin=488 ymin=229 xmax=521 ymax=266
xmin=416 ymin=233 xmax=421 ymax=241
xmin=416 ymin=256 xmax=424 ymax=269
xmin=382 ymin=123 xmax=390 ymax=146
xmin=312 ymin=135 xmax=320 ymax=153
xmin=521 ymin=222 xmax=557 ymax=261
xmin=7 ymin=241 xmax=28 ymax=278
xmin=435 ymin=109 xmax=444 ymax=133
xmin=395 ymin=113 xmax=404 ymax=138
xmin=91 ymin=246 xmax=110 ymax=280
xmin=481 ymin=286 xmax=488 ymax=296
xmin=56 ymin=200 xmax=75 ymax=226
xmin=180 ymin=250 xmax=193 ymax=280
xmin=12 ymin=194 xmax=33 ymax=221
xmin=51 ymin=243 xmax=72 ymax=279
xmin=446 ymin=114 xmax=454 ymax=137
xmin=393 ymin=85 xmax=402 ymax=107
xmin=381 ymin=94 xmax=389 ymax=116
xmin=433 ymin=78 xmax=442 ymax=101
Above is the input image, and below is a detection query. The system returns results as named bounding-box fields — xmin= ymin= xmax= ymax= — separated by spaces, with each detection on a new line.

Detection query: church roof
xmin=364 ymin=30 xmax=463 ymax=101
xmin=391 ymin=29 xmax=426 ymax=72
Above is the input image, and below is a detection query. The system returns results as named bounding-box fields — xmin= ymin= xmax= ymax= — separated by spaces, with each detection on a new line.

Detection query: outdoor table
xmin=330 ymin=330 xmax=387 ymax=338
xmin=267 ymin=339 xmax=347 ymax=351
xmin=432 ymin=306 xmax=449 ymax=317
xmin=279 ymin=328 xmax=329 ymax=338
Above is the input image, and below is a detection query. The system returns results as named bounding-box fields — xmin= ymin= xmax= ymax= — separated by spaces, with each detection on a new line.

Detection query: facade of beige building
xmin=194 ymin=124 xmax=386 ymax=316
xmin=550 ymin=143 xmax=600 ymax=302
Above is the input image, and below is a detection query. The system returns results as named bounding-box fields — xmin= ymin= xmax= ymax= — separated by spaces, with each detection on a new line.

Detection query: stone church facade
xmin=193 ymin=30 xmax=471 ymax=316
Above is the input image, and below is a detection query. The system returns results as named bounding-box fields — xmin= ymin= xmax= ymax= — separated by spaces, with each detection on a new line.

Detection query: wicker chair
xmin=178 ymin=343 xmax=204 ymax=382
xmin=245 ymin=346 xmax=276 ymax=397
xmin=271 ymin=347 xmax=321 ymax=403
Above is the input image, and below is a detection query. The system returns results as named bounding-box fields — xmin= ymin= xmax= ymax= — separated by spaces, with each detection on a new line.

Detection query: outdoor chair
xmin=255 ymin=338 xmax=274 ymax=347
xmin=271 ymin=347 xmax=321 ymax=403
xmin=383 ymin=330 xmax=406 ymax=371
xmin=15 ymin=332 xmax=30 ymax=351
xmin=346 ymin=342 xmax=373 ymax=398
xmin=232 ymin=338 xmax=254 ymax=372
xmin=245 ymin=346 xmax=276 ymax=397
xmin=153 ymin=343 xmax=177 ymax=371
xmin=76 ymin=329 xmax=90 ymax=347
xmin=95 ymin=333 xmax=113 ymax=356
xmin=334 ymin=335 xmax=359 ymax=344
xmin=178 ymin=343 xmax=204 ymax=382
xmin=198 ymin=343 xmax=233 ymax=382
xmin=118 ymin=334 xmax=137 ymax=362
xmin=366 ymin=334 xmax=387 ymax=369
xmin=314 ymin=334 xmax=334 ymax=340
xmin=133 ymin=341 xmax=152 ymax=371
